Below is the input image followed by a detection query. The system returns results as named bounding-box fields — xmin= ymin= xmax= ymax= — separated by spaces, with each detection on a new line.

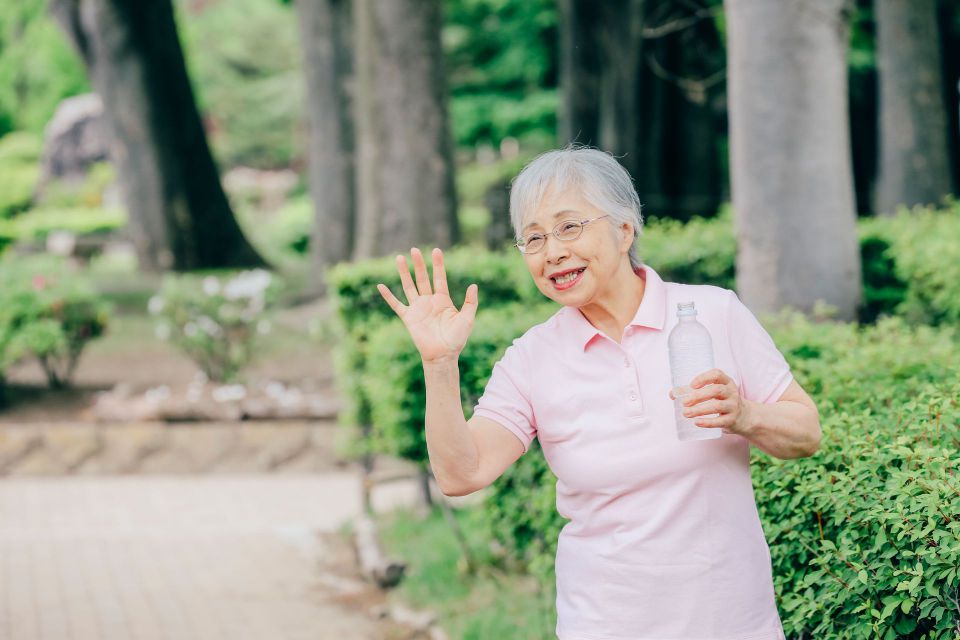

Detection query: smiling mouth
xmin=551 ymin=268 xmax=586 ymax=288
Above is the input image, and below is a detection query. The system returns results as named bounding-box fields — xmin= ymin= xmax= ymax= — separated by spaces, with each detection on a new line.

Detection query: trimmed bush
xmin=0 ymin=265 xmax=109 ymax=389
xmin=148 ymin=269 xmax=276 ymax=382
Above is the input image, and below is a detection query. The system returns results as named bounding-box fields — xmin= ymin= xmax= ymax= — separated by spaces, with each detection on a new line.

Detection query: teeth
xmin=554 ymin=269 xmax=583 ymax=284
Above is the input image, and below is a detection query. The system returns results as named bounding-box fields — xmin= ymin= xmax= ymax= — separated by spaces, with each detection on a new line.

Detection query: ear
xmin=620 ymin=223 xmax=634 ymax=251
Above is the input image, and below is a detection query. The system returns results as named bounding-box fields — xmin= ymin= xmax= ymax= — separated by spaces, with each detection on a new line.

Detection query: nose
xmin=543 ymin=233 xmax=571 ymax=263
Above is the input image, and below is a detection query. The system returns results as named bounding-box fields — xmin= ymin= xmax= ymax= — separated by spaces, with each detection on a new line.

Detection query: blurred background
xmin=1 ymin=1 xmax=959 ymax=639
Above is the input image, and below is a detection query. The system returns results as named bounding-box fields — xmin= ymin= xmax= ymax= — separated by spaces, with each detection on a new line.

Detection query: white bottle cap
xmin=677 ymin=301 xmax=697 ymax=317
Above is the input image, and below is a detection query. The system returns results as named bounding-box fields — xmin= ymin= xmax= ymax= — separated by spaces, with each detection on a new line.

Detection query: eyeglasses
xmin=515 ymin=215 xmax=610 ymax=254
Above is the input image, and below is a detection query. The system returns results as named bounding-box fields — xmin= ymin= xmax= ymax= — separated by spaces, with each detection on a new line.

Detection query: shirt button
xmin=623 ymin=359 xmax=630 ymax=367
xmin=629 ymin=392 xmax=638 ymax=401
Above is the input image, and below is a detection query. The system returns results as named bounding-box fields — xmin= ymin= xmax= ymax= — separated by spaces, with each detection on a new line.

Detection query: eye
xmin=526 ymin=233 xmax=544 ymax=243
xmin=560 ymin=222 xmax=579 ymax=232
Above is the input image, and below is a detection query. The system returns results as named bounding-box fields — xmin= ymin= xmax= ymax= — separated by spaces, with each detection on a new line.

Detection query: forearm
xmin=422 ymin=359 xmax=480 ymax=493
xmin=739 ymin=399 xmax=822 ymax=460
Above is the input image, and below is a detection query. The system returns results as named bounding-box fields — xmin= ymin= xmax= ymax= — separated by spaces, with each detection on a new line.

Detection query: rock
xmin=38 ymin=94 xmax=110 ymax=187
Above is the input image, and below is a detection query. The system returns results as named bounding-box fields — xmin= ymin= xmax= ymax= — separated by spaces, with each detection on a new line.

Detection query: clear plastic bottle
xmin=668 ymin=301 xmax=721 ymax=441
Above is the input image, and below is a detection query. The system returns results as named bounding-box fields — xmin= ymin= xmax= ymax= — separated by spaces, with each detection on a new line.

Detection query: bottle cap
xmin=677 ymin=301 xmax=697 ymax=317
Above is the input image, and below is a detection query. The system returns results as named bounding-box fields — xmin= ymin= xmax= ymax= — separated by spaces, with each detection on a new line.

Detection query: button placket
xmin=620 ymin=346 xmax=645 ymax=415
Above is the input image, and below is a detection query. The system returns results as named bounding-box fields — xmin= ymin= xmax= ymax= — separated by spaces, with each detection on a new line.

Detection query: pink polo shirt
xmin=472 ymin=264 xmax=793 ymax=640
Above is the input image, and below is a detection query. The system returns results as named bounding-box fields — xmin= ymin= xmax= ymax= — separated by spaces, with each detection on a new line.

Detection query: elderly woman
xmin=376 ymin=147 xmax=821 ymax=640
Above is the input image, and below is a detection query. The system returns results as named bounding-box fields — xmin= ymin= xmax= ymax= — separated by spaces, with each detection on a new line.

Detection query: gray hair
xmin=509 ymin=146 xmax=644 ymax=270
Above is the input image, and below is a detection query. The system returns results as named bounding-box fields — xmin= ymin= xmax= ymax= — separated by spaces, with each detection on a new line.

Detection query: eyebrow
xmin=522 ymin=210 xmax=581 ymax=232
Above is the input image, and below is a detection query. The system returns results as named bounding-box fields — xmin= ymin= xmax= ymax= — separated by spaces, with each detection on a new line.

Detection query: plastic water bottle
xmin=668 ymin=301 xmax=721 ymax=441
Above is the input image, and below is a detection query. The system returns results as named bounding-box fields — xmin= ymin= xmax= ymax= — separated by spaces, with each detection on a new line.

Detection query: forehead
xmin=521 ymin=188 xmax=596 ymax=232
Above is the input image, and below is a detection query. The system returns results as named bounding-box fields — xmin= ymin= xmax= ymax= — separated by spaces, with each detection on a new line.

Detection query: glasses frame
xmin=515 ymin=215 xmax=611 ymax=255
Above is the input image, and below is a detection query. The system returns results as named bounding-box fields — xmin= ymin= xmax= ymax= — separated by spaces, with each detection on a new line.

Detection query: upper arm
xmin=459 ymin=414 xmax=525 ymax=494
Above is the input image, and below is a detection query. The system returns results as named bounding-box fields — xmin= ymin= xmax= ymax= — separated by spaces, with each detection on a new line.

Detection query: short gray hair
xmin=509 ymin=146 xmax=644 ymax=269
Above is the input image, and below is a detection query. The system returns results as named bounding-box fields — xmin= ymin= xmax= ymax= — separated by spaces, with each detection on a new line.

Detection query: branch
xmin=641 ymin=3 xmax=720 ymax=39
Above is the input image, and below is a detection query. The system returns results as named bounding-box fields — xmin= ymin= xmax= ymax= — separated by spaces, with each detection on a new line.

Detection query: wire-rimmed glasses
xmin=515 ymin=215 xmax=611 ymax=254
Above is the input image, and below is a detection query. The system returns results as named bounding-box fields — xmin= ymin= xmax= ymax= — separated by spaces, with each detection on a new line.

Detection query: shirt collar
xmin=562 ymin=263 xmax=668 ymax=351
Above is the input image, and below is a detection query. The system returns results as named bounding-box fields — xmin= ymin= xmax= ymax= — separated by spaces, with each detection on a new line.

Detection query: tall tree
xmin=295 ymin=0 xmax=354 ymax=288
xmin=724 ymin=0 xmax=861 ymax=320
xmin=558 ymin=0 xmax=644 ymax=177
xmin=875 ymin=0 xmax=952 ymax=215
xmin=50 ymin=0 xmax=264 ymax=271
xmin=352 ymin=0 xmax=459 ymax=259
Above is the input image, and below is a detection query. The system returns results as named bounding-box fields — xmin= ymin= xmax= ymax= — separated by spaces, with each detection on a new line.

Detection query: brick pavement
xmin=0 ymin=475 xmax=422 ymax=640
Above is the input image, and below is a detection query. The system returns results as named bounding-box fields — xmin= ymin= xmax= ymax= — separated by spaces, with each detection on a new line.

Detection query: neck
xmin=578 ymin=261 xmax=645 ymax=344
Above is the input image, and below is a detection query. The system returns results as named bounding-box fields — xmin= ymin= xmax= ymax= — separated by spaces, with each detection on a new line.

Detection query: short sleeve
xmin=471 ymin=340 xmax=538 ymax=453
xmin=725 ymin=290 xmax=794 ymax=404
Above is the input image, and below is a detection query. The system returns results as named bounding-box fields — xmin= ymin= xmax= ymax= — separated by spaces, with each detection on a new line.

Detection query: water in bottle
xmin=668 ymin=301 xmax=721 ymax=441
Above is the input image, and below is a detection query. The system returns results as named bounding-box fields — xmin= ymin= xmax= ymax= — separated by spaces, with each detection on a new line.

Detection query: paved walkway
xmin=0 ymin=474 xmax=422 ymax=640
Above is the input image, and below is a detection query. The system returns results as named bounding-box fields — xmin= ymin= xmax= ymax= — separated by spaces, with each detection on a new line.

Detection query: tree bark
xmin=50 ymin=0 xmax=265 ymax=272
xmin=724 ymin=0 xmax=861 ymax=320
xmin=558 ymin=0 xmax=644 ymax=176
xmin=352 ymin=0 xmax=459 ymax=259
xmin=295 ymin=0 xmax=355 ymax=292
xmin=875 ymin=0 xmax=952 ymax=215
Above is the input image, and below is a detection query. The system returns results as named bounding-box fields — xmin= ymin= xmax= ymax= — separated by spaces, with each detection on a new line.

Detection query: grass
xmin=378 ymin=504 xmax=557 ymax=640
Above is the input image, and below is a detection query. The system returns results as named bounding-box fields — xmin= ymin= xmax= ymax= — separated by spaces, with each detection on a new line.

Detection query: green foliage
xmin=0 ymin=262 xmax=109 ymax=389
xmin=859 ymin=201 xmax=960 ymax=326
xmin=148 ymin=269 xmax=276 ymax=382
xmin=0 ymin=0 xmax=88 ymax=136
xmin=754 ymin=313 xmax=960 ymax=638
xmin=641 ymin=206 xmax=737 ymax=289
xmin=0 ymin=132 xmax=42 ymax=218
xmin=177 ymin=0 xmax=303 ymax=169
xmin=0 ymin=206 xmax=125 ymax=243
xmin=39 ymin=162 xmax=116 ymax=209
xmin=444 ymin=0 xmax=558 ymax=147
xmin=379 ymin=505 xmax=556 ymax=639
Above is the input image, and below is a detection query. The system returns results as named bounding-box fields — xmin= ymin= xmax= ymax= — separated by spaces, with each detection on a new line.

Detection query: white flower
xmin=196 ymin=315 xmax=223 ymax=337
xmin=212 ymin=384 xmax=247 ymax=403
xmin=184 ymin=322 xmax=199 ymax=338
xmin=203 ymin=276 xmax=221 ymax=297
xmin=223 ymin=269 xmax=272 ymax=300
xmin=148 ymin=295 xmax=165 ymax=315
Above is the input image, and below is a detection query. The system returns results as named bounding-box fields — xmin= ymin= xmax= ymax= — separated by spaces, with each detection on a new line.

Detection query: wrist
xmin=738 ymin=399 xmax=760 ymax=438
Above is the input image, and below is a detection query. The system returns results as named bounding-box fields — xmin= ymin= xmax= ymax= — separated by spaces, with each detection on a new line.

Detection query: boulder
xmin=39 ymin=93 xmax=110 ymax=187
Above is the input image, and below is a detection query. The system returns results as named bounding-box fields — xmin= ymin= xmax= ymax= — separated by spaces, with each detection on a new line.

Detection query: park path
xmin=0 ymin=474 xmax=423 ymax=640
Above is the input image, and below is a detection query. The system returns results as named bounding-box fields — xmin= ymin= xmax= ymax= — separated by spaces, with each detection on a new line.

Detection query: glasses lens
xmin=557 ymin=221 xmax=582 ymax=241
xmin=525 ymin=235 xmax=546 ymax=253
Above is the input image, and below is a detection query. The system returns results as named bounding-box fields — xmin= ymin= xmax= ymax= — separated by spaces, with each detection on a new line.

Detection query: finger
xmin=680 ymin=383 xmax=725 ymax=407
xmin=376 ymin=283 xmax=407 ymax=318
xmin=682 ymin=399 xmax=726 ymax=419
xmin=460 ymin=284 xmax=479 ymax=323
xmin=692 ymin=415 xmax=729 ymax=429
xmin=432 ymin=248 xmax=449 ymax=297
xmin=411 ymin=247 xmax=433 ymax=296
xmin=691 ymin=368 xmax=728 ymax=389
xmin=396 ymin=254 xmax=418 ymax=303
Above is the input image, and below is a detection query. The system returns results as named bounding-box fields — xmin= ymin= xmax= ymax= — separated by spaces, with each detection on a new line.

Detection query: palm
xmin=377 ymin=248 xmax=479 ymax=363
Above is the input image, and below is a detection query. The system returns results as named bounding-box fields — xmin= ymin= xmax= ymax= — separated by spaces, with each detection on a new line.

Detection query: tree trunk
xmin=875 ymin=0 xmax=952 ymax=215
xmin=295 ymin=0 xmax=354 ymax=293
xmin=558 ymin=0 xmax=644 ymax=177
xmin=50 ymin=0 xmax=265 ymax=272
xmin=724 ymin=0 xmax=861 ymax=320
xmin=352 ymin=0 xmax=459 ymax=259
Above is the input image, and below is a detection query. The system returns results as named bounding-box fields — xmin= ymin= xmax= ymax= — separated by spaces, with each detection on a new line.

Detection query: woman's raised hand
xmin=377 ymin=247 xmax=478 ymax=365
